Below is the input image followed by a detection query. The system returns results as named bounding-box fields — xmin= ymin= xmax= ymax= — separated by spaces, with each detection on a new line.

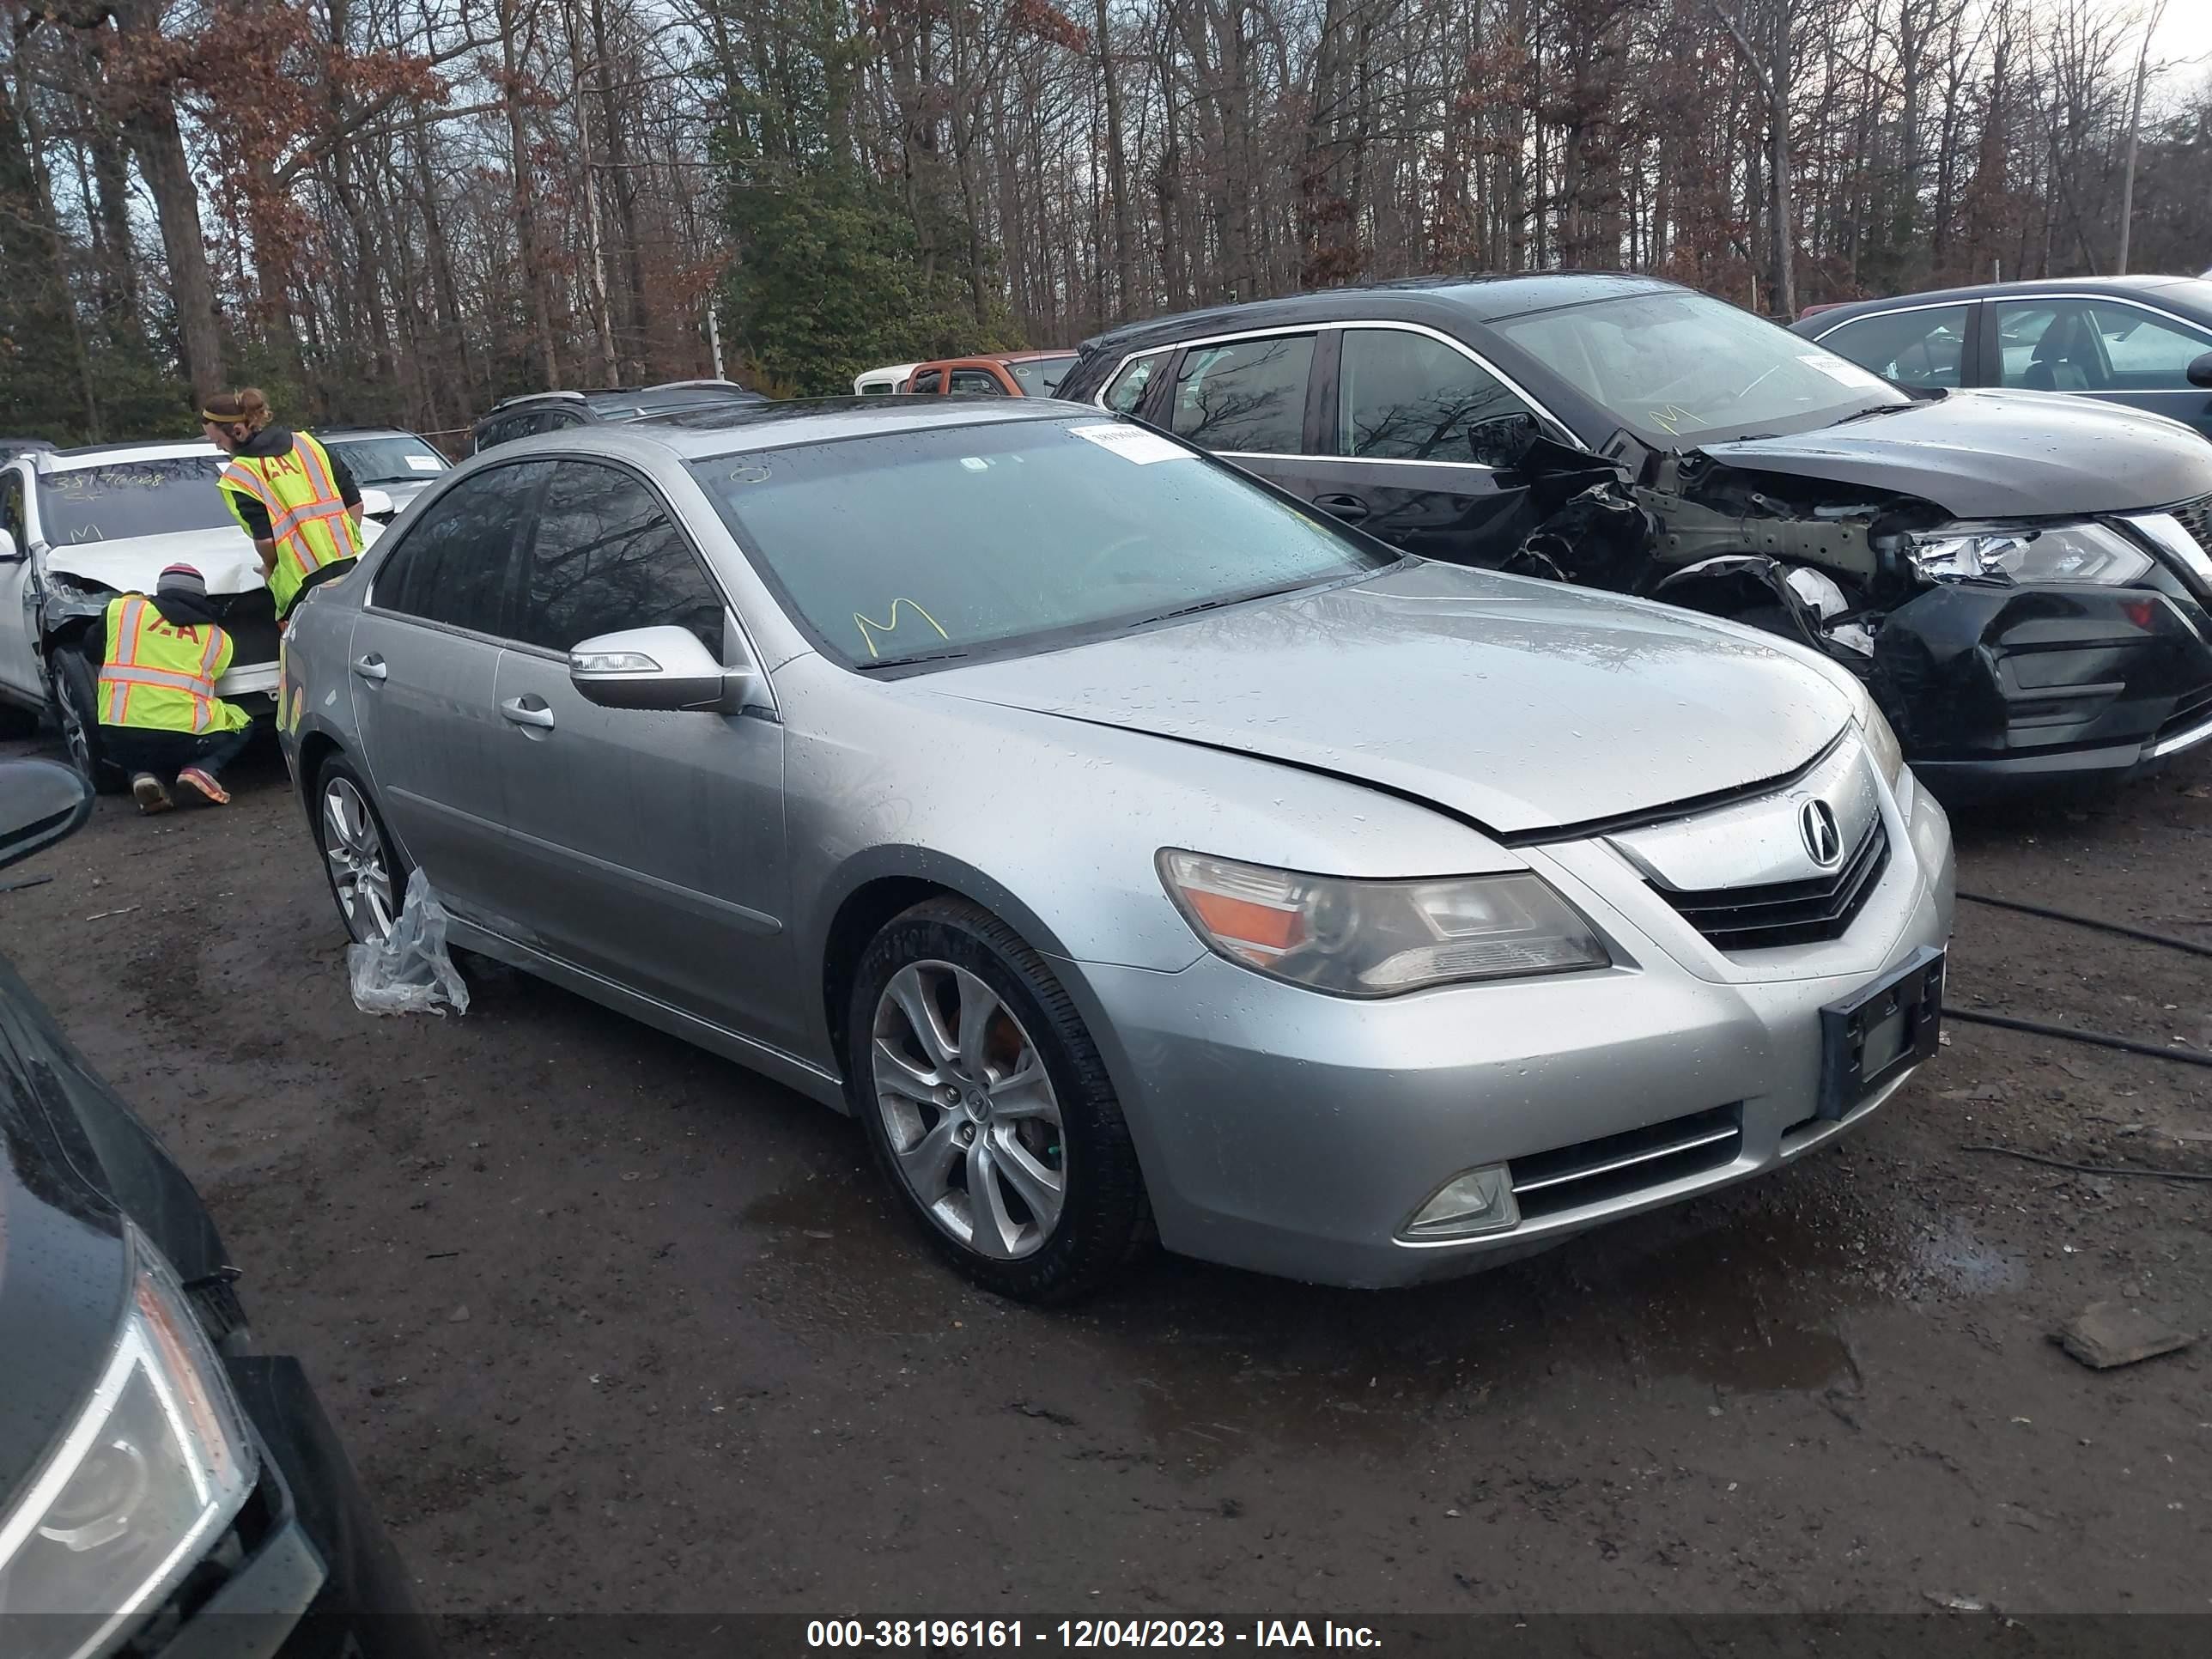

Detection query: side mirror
xmin=2186 ymin=351 xmax=2212 ymax=390
xmin=0 ymin=527 xmax=17 ymax=562
xmin=1467 ymin=411 xmax=1540 ymax=470
xmin=0 ymin=758 xmax=93 ymax=871
xmin=358 ymin=488 xmax=396 ymax=522
xmin=568 ymin=625 xmax=753 ymax=713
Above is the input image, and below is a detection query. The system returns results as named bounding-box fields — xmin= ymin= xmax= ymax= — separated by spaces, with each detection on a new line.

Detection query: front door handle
xmin=1314 ymin=493 xmax=1370 ymax=524
xmin=500 ymin=696 xmax=556 ymax=730
xmin=352 ymin=654 xmax=387 ymax=682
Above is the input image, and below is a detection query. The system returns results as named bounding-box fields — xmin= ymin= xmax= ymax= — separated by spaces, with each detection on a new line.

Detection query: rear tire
xmin=49 ymin=647 xmax=121 ymax=793
xmin=312 ymin=754 xmax=408 ymax=944
xmin=847 ymin=896 xmax=1152 ymax=1304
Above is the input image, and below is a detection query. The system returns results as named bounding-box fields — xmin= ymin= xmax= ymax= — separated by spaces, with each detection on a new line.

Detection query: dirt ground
xmin=3 ymin=731 xmax=2208 ymax=1632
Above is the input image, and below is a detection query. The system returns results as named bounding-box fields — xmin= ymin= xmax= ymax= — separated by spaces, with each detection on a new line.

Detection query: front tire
xmin=313 ymin=755 xmax=406 ymax=943
xmin=50 ymin=646 xmax=121 ymax=792
xmin=848 ymin=897 xmax=1152 ymax=1303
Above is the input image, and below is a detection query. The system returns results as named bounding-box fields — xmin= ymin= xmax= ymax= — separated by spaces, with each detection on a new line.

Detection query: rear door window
xmin=510 ymin=460 xmax=726 ymax=655
xmin=373 ymin=460 xmax=550 ymax=635
xmin=1168 ymin=334 xmax=1316 ymax=453
xmin=913 ymin=369 xmax=944 ymax=394
xmin=1336 ymin=328 xmax=1538 ymax=460
xmin=1103 ymin=353 xmax=1163 ymax=414
xmin=950 ymin=368 xmax=1007 ymax=395
xmin=1817 ymin=304 xmax=1972 ymax=389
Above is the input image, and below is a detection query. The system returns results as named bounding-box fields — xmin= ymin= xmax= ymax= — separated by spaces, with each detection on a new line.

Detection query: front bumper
xmin=1064 ymin=775 xmax=1954 ymax=1289
xmin=143 ymin=1355 xmax=434 ymax=1659
xmin=1873 ymin=571 xmax=2212 ymax=799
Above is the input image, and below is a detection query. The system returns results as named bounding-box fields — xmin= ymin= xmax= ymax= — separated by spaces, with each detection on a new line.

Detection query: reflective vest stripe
xmin=98 ymin=596 xmax=231 ymax=734
xmin=222 ymin=437 xmax=361 ymax=615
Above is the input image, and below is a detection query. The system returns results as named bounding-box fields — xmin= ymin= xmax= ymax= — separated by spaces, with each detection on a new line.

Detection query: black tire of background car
xmin=847 ymin=896 xmax=1154 ymax=1304
xmin=312 ymin=753 xmax=411 ymax=945
xmin=49 ymin=646 xmax=122 ymax=793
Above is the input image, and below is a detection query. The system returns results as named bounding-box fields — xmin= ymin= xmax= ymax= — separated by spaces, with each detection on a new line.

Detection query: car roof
xmin=1077 ymin=270 xmax=1682 ymax=356
xmin=506 ymin=395 xmax=1087 ymax=464
xmin=1801 ymin=274 xmax=2209 ymax=325
xmin=317 ymin=426 xmax=424 ymax=441
xmin=33 ymin=441 xmax=223 ymax=473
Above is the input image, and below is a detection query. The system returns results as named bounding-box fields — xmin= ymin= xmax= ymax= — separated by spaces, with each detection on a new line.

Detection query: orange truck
xmin=902 ymin=350 xmax=1079 ymax=397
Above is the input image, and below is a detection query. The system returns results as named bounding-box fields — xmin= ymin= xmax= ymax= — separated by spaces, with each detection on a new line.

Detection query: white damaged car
xmin=0 ymin=441 xmax=386 ymax=785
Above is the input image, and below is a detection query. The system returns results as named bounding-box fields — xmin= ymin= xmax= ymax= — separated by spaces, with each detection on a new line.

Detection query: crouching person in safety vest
xmin=201 ymin=386 xmax=363 ymax=621
xmin=95 ymin=564 xmax=254 ymax=814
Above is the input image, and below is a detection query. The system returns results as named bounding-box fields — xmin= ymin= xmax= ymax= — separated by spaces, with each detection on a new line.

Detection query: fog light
xmin=1405 ymin=1164 xmax=1519 ymax=1238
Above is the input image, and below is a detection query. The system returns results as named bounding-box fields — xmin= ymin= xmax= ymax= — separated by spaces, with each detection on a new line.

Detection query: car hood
xmin=45 ymin=526 xmax=270 ymax=595
xmin=1699 ymin=388 xmax=2212 ymax=517
xmin=44 ymin=519 xmax=383 ymax=594
xmin=931 ymin=562 xmax=1852 ymax=835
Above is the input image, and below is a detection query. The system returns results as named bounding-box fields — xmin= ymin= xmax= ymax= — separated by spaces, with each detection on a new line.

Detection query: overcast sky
xmin=2149 ymin=4 xmax=2212 ymax=103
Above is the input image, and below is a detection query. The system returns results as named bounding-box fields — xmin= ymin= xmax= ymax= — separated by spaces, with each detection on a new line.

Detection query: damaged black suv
xmin=1054 ymin=274 xmax=2212 ymax=799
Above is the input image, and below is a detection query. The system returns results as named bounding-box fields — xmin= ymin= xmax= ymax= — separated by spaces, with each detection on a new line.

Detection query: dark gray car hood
xmin=934 ymin=562 xmax=1852 ymax=836
xmin=1700 ymin=388 xmax=2212 ymax=517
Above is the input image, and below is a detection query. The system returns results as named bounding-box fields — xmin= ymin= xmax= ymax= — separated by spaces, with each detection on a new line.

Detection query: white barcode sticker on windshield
xmin=1799 ymin=355 xmax=1889 ymax=391
xmin=405 ymin=455 xmax=444 ymax=471
xmin=1069 ymin=423 xmax=1191 ymax=464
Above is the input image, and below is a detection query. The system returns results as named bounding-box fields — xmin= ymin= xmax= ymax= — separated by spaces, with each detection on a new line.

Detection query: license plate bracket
xmin=1818 ymin=945 xmax=1945 ymax=1121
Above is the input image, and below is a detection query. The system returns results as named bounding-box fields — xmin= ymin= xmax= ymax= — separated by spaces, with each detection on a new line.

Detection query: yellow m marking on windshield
xmin=854 ymin=599 xmax=951 ymax=659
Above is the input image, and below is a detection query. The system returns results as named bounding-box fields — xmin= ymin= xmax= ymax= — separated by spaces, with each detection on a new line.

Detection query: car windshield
xmin=326 ymin=434 xmax=449 ymax=485
xmin=1491 ymin=290 xmax=1911 ymax=445
xmin=36 ymin=457 xmax=238 ymax=544
xmin=1007 ymin=356 xmax=1077 ymax=396
xmin=688 ymin=417 xmax=1395 ymax=667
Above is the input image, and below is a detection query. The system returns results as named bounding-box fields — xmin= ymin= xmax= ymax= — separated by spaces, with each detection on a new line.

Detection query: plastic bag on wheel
xmin=345 ymin=868 xmax=471 ymax=1017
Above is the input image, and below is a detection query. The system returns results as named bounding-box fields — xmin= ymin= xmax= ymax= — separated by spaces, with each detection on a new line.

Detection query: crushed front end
xmin=1516 ymin=448 xmax=2212 ymax=801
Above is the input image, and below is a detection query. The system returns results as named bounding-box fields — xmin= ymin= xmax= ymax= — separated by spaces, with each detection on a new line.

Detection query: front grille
xmin=2166 ymin=491 xmax=2212 ymax=558
xmin=1510 ymin=1103 xmax=1742 ymax=1220
xmin=211 ymin=590 xmax=280 ymax=667
xmin=1653 ymin=819 xmax=1890 ymax=952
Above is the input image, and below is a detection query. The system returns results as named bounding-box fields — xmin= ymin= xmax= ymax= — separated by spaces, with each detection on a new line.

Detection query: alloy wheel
xmin=321 ymin=775 xmax=395 ymax=941
xmin=870 ymin=960 xmax=1066 ymax=1259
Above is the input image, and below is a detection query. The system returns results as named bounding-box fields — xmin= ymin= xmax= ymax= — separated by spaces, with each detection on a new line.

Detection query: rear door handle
xmin=352 ymin=654 xmax=387 ymax=682
xmin=500 ymin=696 xmax=556 ymax=730
xmin=1314 ymin=493 xmax=1370 ymax=524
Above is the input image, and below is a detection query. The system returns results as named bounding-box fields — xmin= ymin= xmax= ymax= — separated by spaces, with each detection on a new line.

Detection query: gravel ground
xmin=3 ymin=732 xmax=2208 ymax=1631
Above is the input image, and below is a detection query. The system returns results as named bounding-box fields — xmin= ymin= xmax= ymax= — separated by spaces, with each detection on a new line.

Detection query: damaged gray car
xmin=1054 ymin=275 xmax=2212 ymax=799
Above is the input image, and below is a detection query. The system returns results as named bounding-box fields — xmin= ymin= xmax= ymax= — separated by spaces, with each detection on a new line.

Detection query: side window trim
xmin=1092 ymin=319 xmax=1580 ymax=461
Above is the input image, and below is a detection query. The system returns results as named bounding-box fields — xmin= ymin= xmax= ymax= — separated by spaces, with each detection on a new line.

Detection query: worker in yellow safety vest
xmin=201 ymin=386 xmax=364 ymax=620
xmin=95 ymin=563 xmax=254 ymax=814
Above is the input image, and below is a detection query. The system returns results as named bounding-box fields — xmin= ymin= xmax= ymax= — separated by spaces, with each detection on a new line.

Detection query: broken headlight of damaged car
xmin=1907 ymin=520 xmax=2154 ymax=586
xmin=0 ymin=1225 xmax=258 ymax=1659
xmin=1159 ymin=851 xmax=1610 ymax=996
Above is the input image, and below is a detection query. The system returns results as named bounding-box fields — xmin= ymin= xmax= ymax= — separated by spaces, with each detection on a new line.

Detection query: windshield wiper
xmin=1831 ymin=401 xmax=1906 ymax=425
xmin=854 ymin=647 xmax=975 ymax=671
xmin=1131 ymin=582 xmax=1317 ymax=628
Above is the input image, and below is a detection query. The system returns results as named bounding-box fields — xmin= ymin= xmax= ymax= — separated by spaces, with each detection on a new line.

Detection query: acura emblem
xmin=1799 ymin=799 xmax=1843 ymax=867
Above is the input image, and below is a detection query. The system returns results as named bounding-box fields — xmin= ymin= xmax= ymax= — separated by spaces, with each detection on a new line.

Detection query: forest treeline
xmin=1 ymin=0 xmax=2203 ymax=442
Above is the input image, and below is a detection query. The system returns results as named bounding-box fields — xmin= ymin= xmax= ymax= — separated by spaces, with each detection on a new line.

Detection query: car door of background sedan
xmin=483 ymin=459 xmax=798 ymax=1052
xmin=349 ymin=459 xmax=552 ymax=924
xmin=1984 ymin=295 xmax=2212 ymax=440
xmin=1136 ymin=324 xmax=1541 ymax=568
xmin=0 ymin=467 xmax=40 ymax=705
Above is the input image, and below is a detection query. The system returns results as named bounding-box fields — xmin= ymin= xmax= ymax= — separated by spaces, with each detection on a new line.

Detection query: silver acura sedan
xmin=277 ymin=398 xmax=1954 ymax=1300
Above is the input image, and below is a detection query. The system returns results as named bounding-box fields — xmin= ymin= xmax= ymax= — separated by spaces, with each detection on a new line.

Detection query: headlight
xmin=1908 ymin=521 xmax=2152 ymax=586
xmin=0 ymin=1228 xmax=258 ymax=1659
xmin=1159 ymin=850 xmax=1610 ymax=997
xmin=1856 ymin=704 xmax=1905 ymax=790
